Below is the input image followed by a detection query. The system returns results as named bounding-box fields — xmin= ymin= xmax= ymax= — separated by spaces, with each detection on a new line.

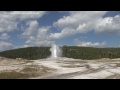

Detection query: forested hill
xmin=1 ymin=46 xmax=120 ymax=60
xmin=0 ymin=47 xmax=51 ymax=60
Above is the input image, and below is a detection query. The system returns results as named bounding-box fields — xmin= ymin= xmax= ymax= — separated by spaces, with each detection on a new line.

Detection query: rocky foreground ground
xmin=1 ymin=57 xmax=120 ymax=79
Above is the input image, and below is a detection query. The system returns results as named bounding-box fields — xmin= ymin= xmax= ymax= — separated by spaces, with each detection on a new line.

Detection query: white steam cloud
xmin=50 ymin=44 xmax=62 ymax=58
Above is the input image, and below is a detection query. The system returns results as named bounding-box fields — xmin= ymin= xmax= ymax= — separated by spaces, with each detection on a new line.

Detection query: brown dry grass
xmin=116 ymin=63 xmax=120 ymax=67
xmin=0 ymin=59 xmax=34 ymax=66
xmin=62 ymin=60 xmax=87 ymax=64
xmin=60 ymin=60 xmax=87 ymax=68
xmin=0 ymin=71 xmax=30 ymax=79
xmin=0 ymin=65 xmax=55 ymax=79
xmin=61 ymin=64 xmax=84 ymax=68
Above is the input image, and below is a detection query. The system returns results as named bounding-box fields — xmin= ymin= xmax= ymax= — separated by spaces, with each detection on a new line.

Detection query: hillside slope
xmin=0 ymin=46 xmax=120 ymax=60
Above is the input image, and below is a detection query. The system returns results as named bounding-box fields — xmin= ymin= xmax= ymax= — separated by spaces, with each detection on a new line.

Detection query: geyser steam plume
xmin=50 ymin=44 xmax=62 ymax=58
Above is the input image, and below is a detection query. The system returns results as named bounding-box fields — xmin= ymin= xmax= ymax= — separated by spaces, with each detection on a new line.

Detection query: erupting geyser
xmin=50 ymin=44 xmax=62 ymax=58
xmin=53 ymin=44 xmax=57 ymax=58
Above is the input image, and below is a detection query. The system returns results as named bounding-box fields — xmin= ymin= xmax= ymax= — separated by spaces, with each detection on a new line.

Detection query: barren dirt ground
xmin=32 ymin=58 xmax=120 ymax=79
xmin=1 ymin=57 xmax=120 ymax=79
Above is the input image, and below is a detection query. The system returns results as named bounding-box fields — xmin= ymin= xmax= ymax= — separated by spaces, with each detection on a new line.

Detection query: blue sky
xmin=0 ymin=11 xmax=120 ymax=51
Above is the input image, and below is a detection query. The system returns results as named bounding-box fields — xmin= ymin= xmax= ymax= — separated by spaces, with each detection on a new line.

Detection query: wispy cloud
xmin=74 ymin=39 xmax=106 ymax=47
xmin=0 ymin=33 xmax=10 ymax=40
xmin=0 ymin=41 xmax=14 ymax=51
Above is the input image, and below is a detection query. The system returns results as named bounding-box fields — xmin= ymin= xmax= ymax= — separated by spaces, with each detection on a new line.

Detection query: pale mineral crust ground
xmin=1 ymin=57 xmax=120 ymax=79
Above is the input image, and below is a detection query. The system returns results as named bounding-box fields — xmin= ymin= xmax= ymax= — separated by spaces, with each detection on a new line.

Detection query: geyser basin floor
xmin=32 ymin=58 xmax=120 ymax=79
xmin=1 ymin=57 xmax=120 ymax=79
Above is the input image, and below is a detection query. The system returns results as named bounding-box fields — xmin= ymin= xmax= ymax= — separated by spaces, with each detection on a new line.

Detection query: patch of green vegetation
xmin=21 ymin=65 xmax=55 ymax=78
xmin=0 ymin=65 xmax=55 ymax=79
xmin=21 ymin=67 xmax=37 ymax=72
xmin=116 ymin=63 xmax=120 ymax=67
xmin=1 ymin=46 xmax=120 ymax=60
xmin=0 ymin=71 xmax=30 ymax=79
xmin=0 ymin=47 xmax=51 ymax=60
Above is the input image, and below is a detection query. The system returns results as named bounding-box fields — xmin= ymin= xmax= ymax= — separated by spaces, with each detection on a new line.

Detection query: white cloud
xmin=0 ymin=41 xmax=14 ymax=51
xmin=37 ymin=26 xmax=51 ymax=39
xmin=0 ymin=11 xmax=46 ymax=21
xmin=23 ymin=11 xmax=112 ymax=47
xmin=0 ymin=11 xmax=48 ymax=50
xmin=0 ymin=11 xmax=47 ymax=33
xmin=25 ymin=26 xmax=55 ymax=47
xmin=1 ymin=11 xmax=120 ymax=50
xmin=50 ymin=27 xmax=75 ymax=39
xmin=75 ymin=39 xmax=106 ymax=47
xmin=52 ymin=11 xmax=120 ymax=39
xmin=0 ymin=17 xmax=18 ymax=32
xmin=9 ymin=11 xmax=46 ymax=20
xmin=52 ymin=11 xmax=108 ymax=39
xmin=22 ymin=20 xmax=39 ymax=36
xmin=51 ymin=11 xmax=110 ymax=39
xmin=0 ymin=33 xmax=10 ymax=40
xmin=79 ymin=42 xmax=106 ymax=47
xmin=95 ymin=15 xmax=120 ymax=34
xmin=25 ymin=36 xmax=55 ymax=47
xmin=54 ymin=11 xmax=108 ymax=29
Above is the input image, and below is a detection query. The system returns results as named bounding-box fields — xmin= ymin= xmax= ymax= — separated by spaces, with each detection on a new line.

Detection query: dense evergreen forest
xmin=0 ymin=47 xmax=51 ymax=60
xmin=0 ymin=46 xmax=120 ymax=60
